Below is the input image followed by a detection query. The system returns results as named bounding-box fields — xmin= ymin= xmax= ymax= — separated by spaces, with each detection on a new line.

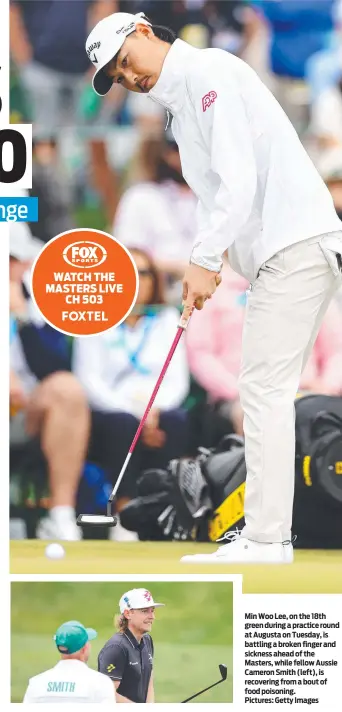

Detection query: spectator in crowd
xmin=132 ymin=1 xmax=249 ymax=54
xmin=318 ymin=145 xmax=342 ymax=310
xmin=10 ymin=0 xmax=119 ymax=225
xmin=318 ymin=145 xmax=342 ymax=221
xmin=298 ymin=300 xmax=342 ymax=396
xmin=247 ymin=0 xmax=337 ymax=132
xmin=73 ymin=248 xmax=190 ymax=536
xmin=29 ymin=138 xmax=76 ymax=243
xmin=306 ymin=0 xmax=342 ymax=102
xmin=113 ymin=132 xmax=197 ymax=300
xmin=186 ymin=263 xmax=249 ymax=447
xmin=125 ymin=89 xmax=165 ymax=136
xmin=306 ymin=1 xmax=342 ymax=151
xmin=10 ymin=224 xmax=90 ymax=541
xmin=186 ymin=262 xmax=342 ymax=449
xmin=309 ymin=68 xmax=342 ymax=149
xmin=193 ymin=0 xmax=250 ymax=55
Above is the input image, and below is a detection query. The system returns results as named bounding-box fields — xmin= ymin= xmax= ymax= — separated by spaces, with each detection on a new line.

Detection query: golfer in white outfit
xmin=23 ymin=620 xmax=115 ymax=703
xmin=85 ymin=11 xmax=342 ymax=565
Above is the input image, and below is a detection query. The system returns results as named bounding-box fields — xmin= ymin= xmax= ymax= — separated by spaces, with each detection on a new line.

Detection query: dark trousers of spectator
xmin=189 ymin=399 xmax=236 ymax=452
xmin=89 ymin=409 xmax=190 ymax=500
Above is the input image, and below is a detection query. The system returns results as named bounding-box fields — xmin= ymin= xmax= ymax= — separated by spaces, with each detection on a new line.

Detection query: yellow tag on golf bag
xmin=302 ymin=455 xmax=312 ymax=486
xmin=208 ymin=483 xmax=245 ymax=541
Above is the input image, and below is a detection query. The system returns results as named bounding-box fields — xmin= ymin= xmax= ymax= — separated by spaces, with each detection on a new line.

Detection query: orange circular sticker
xmin=31 ymin=229 xmax=138 ymax=336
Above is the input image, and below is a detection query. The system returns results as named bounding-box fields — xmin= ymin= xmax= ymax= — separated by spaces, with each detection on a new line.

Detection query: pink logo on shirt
xmin=202 ymin=90 xmax=217 ymax=112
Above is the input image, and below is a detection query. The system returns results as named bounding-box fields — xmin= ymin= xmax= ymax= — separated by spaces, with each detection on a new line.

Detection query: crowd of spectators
xmin=9 ymin=1 xmax=342 ymax=540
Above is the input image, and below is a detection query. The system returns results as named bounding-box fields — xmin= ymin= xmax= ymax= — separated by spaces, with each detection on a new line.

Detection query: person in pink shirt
xmin=299 ymin=299 xmax=342 ymax=396
xmin=186 ymin=264 xmax=342 ymax=448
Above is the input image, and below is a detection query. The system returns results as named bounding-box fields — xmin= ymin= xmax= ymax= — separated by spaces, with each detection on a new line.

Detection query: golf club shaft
xmin=107 ymin=309 xmax=194 ymax=511
xmin=182 ymin=678 xmax=224 ymax=703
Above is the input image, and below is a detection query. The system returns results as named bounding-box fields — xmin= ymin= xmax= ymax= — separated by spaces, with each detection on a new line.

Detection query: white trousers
xmin=239 ymin=233 xmax=342 ymax=543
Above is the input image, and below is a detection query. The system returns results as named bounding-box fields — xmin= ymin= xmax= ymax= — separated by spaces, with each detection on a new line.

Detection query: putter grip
xmin=178 ymin=306 xmax=194 ymax=330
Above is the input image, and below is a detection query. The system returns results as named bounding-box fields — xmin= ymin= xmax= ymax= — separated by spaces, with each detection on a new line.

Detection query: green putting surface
xmin=10 ymin=541 xmax=342 ymax=593
xmin=11 ymin=581 xmax=233 ymax=703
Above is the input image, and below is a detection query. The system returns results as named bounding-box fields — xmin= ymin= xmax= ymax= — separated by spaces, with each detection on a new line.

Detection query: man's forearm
xmin=115 ymin=692 xmax=135 ymax=703
xmin=146 ymin=686 xmax=155 ymax=703
xmin=114 ymin=683 xmax=135 ymax=704
xmin=146 ymin=674 xmax=155 ymax=703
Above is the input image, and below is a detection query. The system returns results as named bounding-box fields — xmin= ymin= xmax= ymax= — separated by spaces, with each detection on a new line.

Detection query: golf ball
xmin=45 ymin=543 xmax=65 ymax=560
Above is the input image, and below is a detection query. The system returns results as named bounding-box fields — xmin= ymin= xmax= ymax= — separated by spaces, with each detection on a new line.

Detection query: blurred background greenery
xmin=11 ymin=581 xmax=233 ymax=703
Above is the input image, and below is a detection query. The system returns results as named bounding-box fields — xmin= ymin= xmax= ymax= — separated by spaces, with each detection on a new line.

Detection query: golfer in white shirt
xmin=85 ymin=11 xmax=342 ymax=564
xmin=23 ymin=620 xmax=115 ymax=703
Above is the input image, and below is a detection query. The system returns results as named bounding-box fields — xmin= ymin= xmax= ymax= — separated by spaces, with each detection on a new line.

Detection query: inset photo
xmin=11 ymin=581 xmax=233 ymax=704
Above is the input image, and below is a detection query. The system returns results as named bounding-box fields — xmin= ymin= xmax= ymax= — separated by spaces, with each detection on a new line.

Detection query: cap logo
xmin=144 ymin=590 xmax=152 ymax=602
xmin=124 ymin=596 xmax=131 ymax=608
xmin=87 ymin=41 xmax=101 ymax=58
xmin=116 ymin=22 xmax=135 ymax=35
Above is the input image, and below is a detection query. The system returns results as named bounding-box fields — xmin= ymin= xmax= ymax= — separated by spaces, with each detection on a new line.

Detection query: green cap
xmin=54 ymin=620 xmax=97 ymax=654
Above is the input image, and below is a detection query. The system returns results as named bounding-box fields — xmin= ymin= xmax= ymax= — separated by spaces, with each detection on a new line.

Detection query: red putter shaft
xmin=129 ymin=325 xmax=184 ymax=453
xmin=107 ymin=308 xmax=194 ymax=508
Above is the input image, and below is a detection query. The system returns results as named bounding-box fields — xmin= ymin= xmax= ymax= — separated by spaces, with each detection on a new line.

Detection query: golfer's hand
xmin=182 ymin=263 xmax=222 ymax=319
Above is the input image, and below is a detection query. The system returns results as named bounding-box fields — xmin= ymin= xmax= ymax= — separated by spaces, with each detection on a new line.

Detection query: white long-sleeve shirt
xmin=23 ymin=660 xmax=115 ymax=703
xmin=149 ymin=40 xmax=342 ymax=282
xmin=72 ymin=307 xmax=189 ymax=417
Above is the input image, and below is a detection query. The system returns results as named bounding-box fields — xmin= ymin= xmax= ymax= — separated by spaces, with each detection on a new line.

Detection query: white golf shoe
xmin=37 ymin=507 xmax=81 ymax=541
xmin=180 ymin=531 xmax=294 ymax=564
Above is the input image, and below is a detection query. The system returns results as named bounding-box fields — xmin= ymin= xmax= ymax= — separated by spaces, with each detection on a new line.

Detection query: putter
xmin=77 ymin=307 xmax=194 ymax=529
xmin=181 ymin=664 xmax=227 ymax=703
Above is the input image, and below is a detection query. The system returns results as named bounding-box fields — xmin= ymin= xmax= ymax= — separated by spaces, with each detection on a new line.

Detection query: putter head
xmin=77 ymin=514 xmax=117 ymax=527
xmin=219 ymin=664 xmax=227 ymax=681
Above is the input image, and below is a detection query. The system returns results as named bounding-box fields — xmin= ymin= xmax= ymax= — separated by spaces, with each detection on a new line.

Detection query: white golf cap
xmin=119 ymin=588 xmax=165 ymax=614
xmin=86 ymin=12 xmax=152 ymax=96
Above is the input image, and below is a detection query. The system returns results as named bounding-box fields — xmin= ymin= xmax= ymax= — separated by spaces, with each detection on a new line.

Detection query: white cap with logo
xmin=86 ymin=12 xmax=152 ymax=96
xmin=119 ymin=588 xmax=165 ymax=614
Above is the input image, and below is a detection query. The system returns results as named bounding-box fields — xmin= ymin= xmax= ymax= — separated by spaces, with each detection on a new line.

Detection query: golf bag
xmin=120 ymin=395 xmax=342 ymax=547
xmin=120 ymin=458 xmax=213 ymax=542
xmin=292 ymin=395 xmax=342 ymax=547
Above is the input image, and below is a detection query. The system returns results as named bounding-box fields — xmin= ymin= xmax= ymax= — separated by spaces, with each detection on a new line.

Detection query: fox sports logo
xmin=63 ymin=241 xmax=107 ymax=269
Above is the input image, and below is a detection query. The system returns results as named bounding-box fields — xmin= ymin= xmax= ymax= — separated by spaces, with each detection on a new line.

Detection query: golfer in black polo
xmin=98 ymin=588 xmax=165 ymax=703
